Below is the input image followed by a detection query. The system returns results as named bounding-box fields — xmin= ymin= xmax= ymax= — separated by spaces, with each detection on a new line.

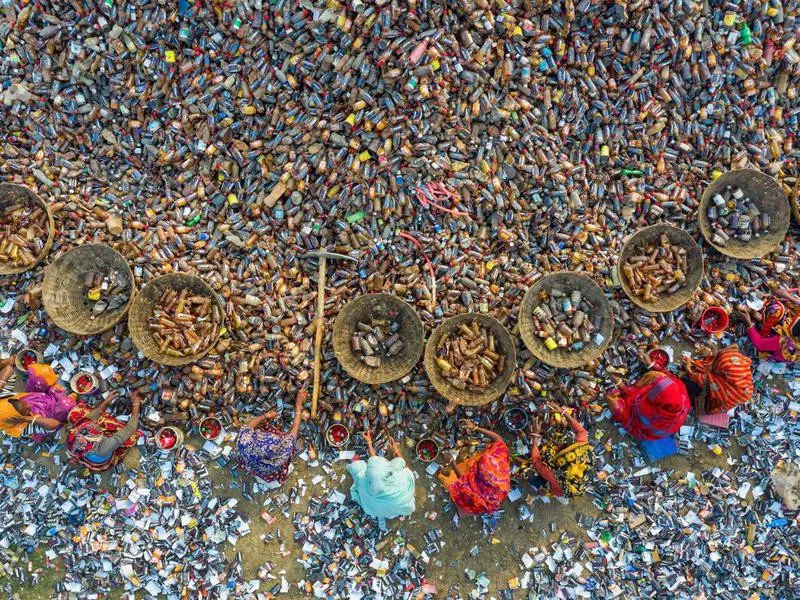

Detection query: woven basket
xmin=128 ymin=274 xmax=224 ymax=366
xmin=0 ymin=183 xmax=54 ymax=275
xmin=618 ymin=224 xmax=704 ymax=313
xmin=333 ymin=293 xmax=424 ymax=385
xmin=698 ymin=169 xmax=790 ymax=259
xmin=519 ymin=272 xmax=613 ymax=369
xmin=424 ymin=313 xmax=516 ymax=407
xmin=43 ymin=244 xmax=135 ymax=335
xmin=785 ymin=175 xmax=800 ymax=225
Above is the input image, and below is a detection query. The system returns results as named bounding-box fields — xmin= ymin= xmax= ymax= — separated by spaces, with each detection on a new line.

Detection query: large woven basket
xmin=43 ymin=244 xmax=135 ymax=335
xmin=698 ymin=169 xmax=790 ymax=259
xmin=785 ymin=175 xmax=800 ymax=225
xmin=424 ymin=313 xmax=516 ymax=407
xmin=333 ymin=294 xmax=424 ymax=385
xmin=618 ymin=224 xmax=704 ymax=313
xmin=128 ymin=274 xmax=224 ymax=366
xmin=519 ymin=272 xmax=613 ymax=369
xmin=0 ymin=183 xmax=55 ymax=275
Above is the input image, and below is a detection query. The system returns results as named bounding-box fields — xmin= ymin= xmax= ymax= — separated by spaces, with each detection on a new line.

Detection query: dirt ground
xmin=9 ymin=418 xmax=742 ymax=600
xmin=4 ymin=340 xmax=760 ymax=600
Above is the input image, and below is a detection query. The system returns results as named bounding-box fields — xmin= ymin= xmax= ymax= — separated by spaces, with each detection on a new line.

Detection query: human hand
xmin=296 ymin=388 xmax=309 ymax=408
xmin=388 ymin=437 xmax=401 ymax=456
xmin=130 ymin=392 xmax=141 ymax=410
xmin=529 ymin=416 xmax=542 ymax=435
xmin=547 ymin=402 xmax=569 ymax=416
xmin=264 ymin=410 xmax=279 ymax=420
xmin=738 ymin=310 xmax=753 ymax=327
xmin=459 ymin=419 xmax=477 ymax=432
xmin=361 ymin=429 xmax=373 ymax=445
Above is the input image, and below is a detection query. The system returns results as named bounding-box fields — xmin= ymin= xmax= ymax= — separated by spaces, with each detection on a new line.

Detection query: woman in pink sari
xmin=0 ymin=362 xmax=76 ymax=440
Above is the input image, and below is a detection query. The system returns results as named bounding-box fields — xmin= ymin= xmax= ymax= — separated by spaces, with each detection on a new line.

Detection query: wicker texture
xmin=519 ymin=272 xmax=613 ymax=369
xmin=699 ymin=169 xmax=790 ymax=259
xmin=786 ymin=175 xmax=800 ymax=225
xmin=128 ymin=274 xmax=224 ymax=366
xmin=43 ymin=244 xmax=134 ymax=335
xmin=618 ymin=224 xmax=704 ymax=313
xmin=0 ymin=183 xmax=54 ymax=275
xmin=333 ymin=293 xmax=424 ymax=384
xmin=424 ymin=313 xmax=516 ymax=406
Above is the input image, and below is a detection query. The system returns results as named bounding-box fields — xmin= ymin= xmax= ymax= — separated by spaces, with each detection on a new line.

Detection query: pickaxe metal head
xmin=300 ymin=249 xmax=358 ymax=263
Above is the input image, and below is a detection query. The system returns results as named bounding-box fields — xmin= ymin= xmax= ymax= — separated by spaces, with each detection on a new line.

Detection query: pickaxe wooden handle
xmin=311 ymin=256 xmax=326 ymax=419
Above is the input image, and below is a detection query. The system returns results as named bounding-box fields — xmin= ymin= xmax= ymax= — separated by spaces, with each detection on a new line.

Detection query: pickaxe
xmin=301 ymin=249 xmax=357 ymax=418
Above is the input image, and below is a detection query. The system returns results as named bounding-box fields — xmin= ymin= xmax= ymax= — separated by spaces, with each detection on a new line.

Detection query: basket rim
xmin=423 ymin=312 xmax=516 ymax=406
xmin=698 ymin=168 xmax=790 ymax=259
xmin=42 ymin=243 xmax=135 ymax=336
xmin=518 ymin=271 xmax=614 ymax=368
xmin=617 ymin=223 xmax=704 ymax=313
xmin=332 ymin=293 xmax=425 ymax=385
xmin=128 ymin=273 xmax=224 ymax=366
xmin=0 ymin=183 xmax=55 ymax=276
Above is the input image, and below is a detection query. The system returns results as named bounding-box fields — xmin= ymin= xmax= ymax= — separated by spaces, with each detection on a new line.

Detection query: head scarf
xmin=760 ymin=299 xmax=786 ymax=335
xmin=446 ymin=440 xmax=511 ymax=514
xmin=237 ymin=423 xmax=296 ymax=483
xmin=686 ymin=346 xmax=754 ymax=415
xmin=539 ymin=429 xmax=593 ymax=498
xmin=776 ymin=314 xmax=800 ymax=362
xmin=65 ymin=421 xmax=106 ymax=458
xmin=0 ymin=363 xmax=75 ymax=438
xmin=608 ymin=371 xmax=690 ymax=441
xmin=65 ymin=402 xmax=140 ymax=470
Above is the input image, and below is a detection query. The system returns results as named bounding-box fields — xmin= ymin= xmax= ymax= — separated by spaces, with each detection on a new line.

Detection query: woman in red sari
xmin=438 ymin=420 xmax=510 ymax=515
xmin=606 ymin=370 xmax=690 ymax=441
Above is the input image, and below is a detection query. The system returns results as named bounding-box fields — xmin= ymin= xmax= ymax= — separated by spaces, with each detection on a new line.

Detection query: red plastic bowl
xmin=648 ymin=348 xmax=670 ymax=370
xmin=416 ymin=438 xmax=439 ymax=462
xmin=199 ymin=417 xmax=222 ymax=440
xmin=20 ymin=351 xmax=37 ymax=368
xmin=700 ymin=306 xmax=729 ymax=334
xmin=157 ymin=429 xmax=177 ymax=449
xmin=326 ymin=424 xmax=350 ymax=447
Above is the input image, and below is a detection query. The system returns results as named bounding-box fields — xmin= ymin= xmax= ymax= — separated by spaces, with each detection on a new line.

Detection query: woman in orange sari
xmin=682 ymin=345 xmax=754 ymax=415
xmin=0 ymin=363 xmax=76 ymax=440
xmin=438 ymin=420 xmax=510 ymax=515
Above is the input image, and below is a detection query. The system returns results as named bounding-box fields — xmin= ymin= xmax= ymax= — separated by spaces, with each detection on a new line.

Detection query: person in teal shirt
xmin=347 ymin=430 xmax=416 ymax=520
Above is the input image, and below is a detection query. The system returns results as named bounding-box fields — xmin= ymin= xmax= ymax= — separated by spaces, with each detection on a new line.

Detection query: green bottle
xmin=620 ymin=168 xmax=644 ymax=177
xmin=739 ymin=23 xmax=752 ymax=46
xmin=345 ymin=211 xmax=366 ymax=224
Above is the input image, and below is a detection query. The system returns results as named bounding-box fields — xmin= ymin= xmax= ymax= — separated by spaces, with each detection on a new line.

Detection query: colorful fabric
xmin=538 ymin=429 xmax=594 ymax=497
xmin=347 ymin=456 xmax=416 ymax=520
xmin=444 ymin=440 xmax=510 ymax=515
xmin=760 ymin=299 xmax=787 ymax=335
xmin=237 ymin=424 xmax=296 ymax=483
xmin=0 ymin=397 xmax=28 ymax=437
xmin=748 ymin=326 xmax=785 ymax=362
xmin=0 ymin=369 xmax=16 ymax=396
xmin=775 ymin=313 xmax=800 ymax=362
xmin=0 ymin=364 xmax=75 ymax=439
xmin=66 ymin=402 xmax=139 ymax=472
xmin=686 ymin=347 xmax=754 ymax=415
xmin=754 ymin=297 xmax=800 ymax=362
xmin=608 ymin=370 xmax=690 ymax=441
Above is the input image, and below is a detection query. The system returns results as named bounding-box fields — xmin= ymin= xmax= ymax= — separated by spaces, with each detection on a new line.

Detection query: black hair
xmin=792 ymin=319 xmax=800 ymax=338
